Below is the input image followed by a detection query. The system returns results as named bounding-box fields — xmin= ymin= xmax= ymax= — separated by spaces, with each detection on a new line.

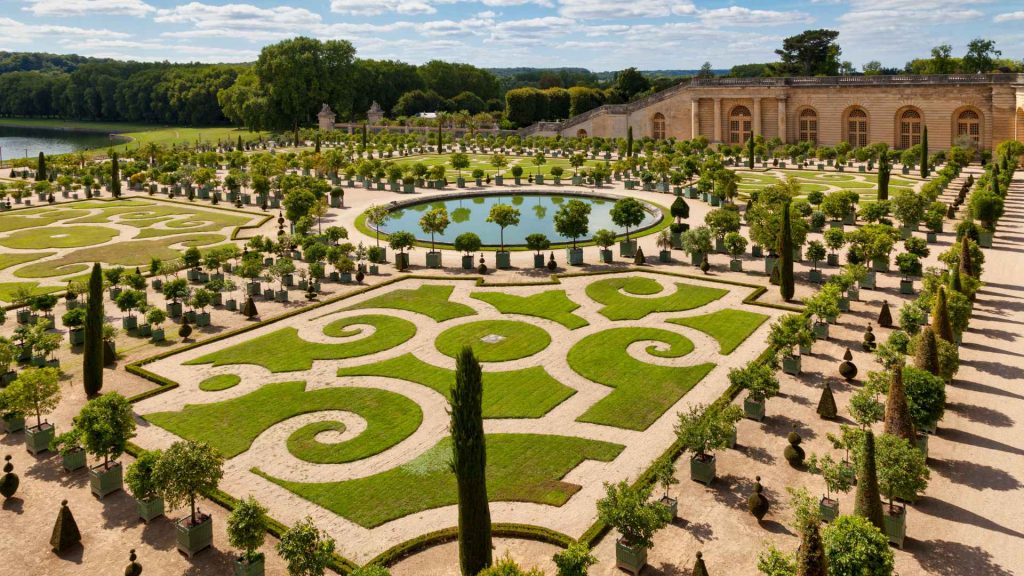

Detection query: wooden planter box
xmin=533 ymin=254 xmax=545 ymax=268
xmin=394 ymin=252 xmax=409 ymax=271
xmin=599 ymin=249 xmax=613 ymax=264
xmin=234 ymin=555 xmax=265 ymax=576
xmin=615 ymin=538 xmax=647 ymax=576
xmin=813 ymin=321 xmax=830 ymax=340
xmin=495 ymin=251 xmax=511 ymax=270
xmin=618 ymin=240 xmax=636 ymax=258
xmin=565 ymin=248 xmax=584 ymax=266
xmin=883 ymin=505 xmax=906 ymax=548
xmin=820 ymin=497 xmax=839 ymax=523
xmin=658 ymin=495 xmax=678 ymax=519
xmin=89 ymin=461 xmax=123 ymax=498
xmin=743 ymin=396 xmax=765 ymax=421
xmin=176 ymin=515 xmax=213 ymax=558
xmin=26 ymin=422 xmax=55 ymax=455
xmin=137 ymin=497 xmax=165 ymax=523
xmin=690 ymin=454 xmax=716 ymax=485
xmin=782 ymin=354 xmax=801 ymax=375
xmin=426 ymin=252 xmax=443 ymax=269
xmin=62 ymin=449 xmax=87 ymax=472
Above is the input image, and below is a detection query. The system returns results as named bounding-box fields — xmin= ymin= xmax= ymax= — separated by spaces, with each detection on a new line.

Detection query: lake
xmin=0 ymin=125 xmax=126 ymax=161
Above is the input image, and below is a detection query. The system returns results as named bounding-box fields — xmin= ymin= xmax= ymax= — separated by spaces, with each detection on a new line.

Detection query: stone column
xmin=753 ymin=98 xmax=762 ymax=136
xmin=713 ymin=98 xmax=722 ymax=143
xmin=691 ymin=99 xmax=700 ymax=139
xmin=777 ymin=97 xmax=787 ymax=143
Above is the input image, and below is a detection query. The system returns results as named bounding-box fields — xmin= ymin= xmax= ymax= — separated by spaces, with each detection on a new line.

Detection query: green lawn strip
xmin=254 ymin=433 xmax=623 ymax=528
xmin=13 ymin=233 xmax=226 ymax=278
xmin=0 ymin=281 xmax=63 ymax=303
xmin=569 ymin=327 xmax=715 ymax=430
xmin=585 ymin=276 xmax=728 ymax=321
xmin=344 ymin=284 xmax=476 ymax=322
xmin=198 ymin=374 xmax=241 ymax=392
xmin=470 ymin=290 xmax=588 ymax=330
xmin=0 ymin=251 xmax=52 ymax=271
xmin=187 ymin=314 xmax=417 ymax=372
xmin=0 ymin=208 xmax=92 ymax=233
xmin=434 ymin=320 xmax=550 ymax=362
xmin=337 ymin=353 xmax=574 ymax=418
xmin=286 ymin=421 xmax=350 ymax=463
xmin=0 ymin=225 xmax=119 ymax=249
xmin=64 ymin=201 xmax=252 ymax=238
xmin=666 ymin=309 xmax=770 ymax=354
xmin=144 ymin=381 xmax=422 ymax=461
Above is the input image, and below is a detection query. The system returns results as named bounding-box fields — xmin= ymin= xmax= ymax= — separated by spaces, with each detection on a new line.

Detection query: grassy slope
xmin=337 ymin=353 xmax=574 ymax=419
xmin=187 ymin=314 xmax=417 ymax=372
xmin=255 ymin=433 xmax=623 ymax=528
xmin=144 ymin=380 xmax=422 ymax=461
xmin=568 ymin=327 xmax=714 ymax=430
xmin=667 ymin=309 xmax=770 ymax=354
xmin=585 ymin=276 xmax=728 ymax=320
xmin=470 ymin=290 xmax=588 ymax=330
xmin=434 ymin=319 xmax=551 ymax=362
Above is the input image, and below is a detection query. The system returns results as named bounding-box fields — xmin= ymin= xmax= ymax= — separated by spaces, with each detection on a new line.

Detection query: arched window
xmin=956 ymin=110 xmax=980 ymax=145
xmin=652 ymin=113 xmax=666 ymax=140
xmin=798 ymin=109 xmax=817 ymax=144
xmin=576 ymin=129 xmax=588 ymax=138
xmin=846 ymin=108 xmax=868 ymax=148
xmin=729 ymin=106 xmax=752 ymax=144
xmin=899 ymin=109 xmax=922 ymax=149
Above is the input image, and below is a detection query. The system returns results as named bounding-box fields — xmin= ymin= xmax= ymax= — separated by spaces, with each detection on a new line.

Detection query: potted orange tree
xmin=228 ymin=496 xmax=268 ymax=576
xmin=5 ymin=367 xmax=60 ymax=454
xmin=77 ymin=392 xmax=136 ymax=498
xmin=597 ymin=480 xmax=670 ymax=576
xmin=674 ymin=402 xmax=740 ymax=485
xmin=154 ymin=440 xmax=224 ymax=558
xmin=126 ymin=449 xmax=164 ymax=522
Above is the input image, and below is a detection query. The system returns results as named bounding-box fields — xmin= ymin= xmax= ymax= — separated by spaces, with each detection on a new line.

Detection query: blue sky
xmin=1 ymin=0 xmax=1022 ymax=70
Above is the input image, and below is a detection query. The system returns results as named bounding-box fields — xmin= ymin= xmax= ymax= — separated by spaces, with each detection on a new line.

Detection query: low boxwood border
xmin=124 ymin=268 xmax=802 ymax=571
xmin=354 ymin=192 xmax=672 ymax=252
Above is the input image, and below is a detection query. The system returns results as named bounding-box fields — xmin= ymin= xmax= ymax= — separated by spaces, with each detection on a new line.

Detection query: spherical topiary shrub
xmin=748 ymin=476 xmax=770 ymax=521
xmin=0 ymin=455 xmax=19 ymax=499
xmin=784 ymin=428 xmax=806 ymax=467
xmin=700 ymin=254 xmax=711 ymax=274
xmin=839 ymin=348 xmax=858 ymax=381
xmin=124 ymin=549 xmax=142 ymax=576
xmin=178 ymin=317 xmax=193 ymax=340
xmin=547 ymin=252 xmax=557 ymax=271
xmin=862 ymin=324 xmax=876 ymax=351
xmin=477 ymin=254 xmax=488 ymax=275
xmin=877 ymin=301 xmax=893 ymax=328
xmin=817 ymin=380 xmax=838 ymax=420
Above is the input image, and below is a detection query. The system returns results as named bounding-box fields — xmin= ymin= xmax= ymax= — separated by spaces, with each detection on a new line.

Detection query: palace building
xmin=527 ymin=74 xmax=1024 ymax=151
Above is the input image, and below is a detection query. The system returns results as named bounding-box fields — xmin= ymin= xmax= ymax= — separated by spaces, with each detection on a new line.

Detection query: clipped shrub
xmin=861 ymin=324 xmax=876 ymax=351
xmin=817 ymin=381 xmax=838 ymax=419
xmin=839 ymin=348 xmax=858 ymax=381
xmin=822 ymin=515 xmax=893 ymax=576
xmin=853 ymin=431 xmax=885 ymax=530
xmin=633 ymin=246 xmax=646 ymax=265
xmin=692 ymin=551 xmax=709 ymax=576
xmin=877 ymin=301 xmax=892 ymax=328
xmin=1 ymin=455 xmax=18 ymax=499
xmin=552 ymin=542 xmax=597 ymax=576
xmin=913 ymin=326 xmax=940 ymax=376
xmin=883 ymin=366 xmax=916 ymax=443
xmin=748 ymin=476 xmax=770 ymax=521
xmin=784 ymin=428 xmax=806 ymax=467
xmin=125 ymin=549 xmax=143 ymax=576
xmin=50 ymin=499 xmax=81 ymax=554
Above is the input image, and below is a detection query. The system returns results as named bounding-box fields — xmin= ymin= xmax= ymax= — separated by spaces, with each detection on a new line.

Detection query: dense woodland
xmin=0 ymin=31 xmax=1019 ymax=131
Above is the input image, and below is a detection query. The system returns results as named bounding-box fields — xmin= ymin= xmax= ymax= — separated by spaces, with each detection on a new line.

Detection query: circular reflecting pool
xmin=380 ymin=192 xmax=663 ymax=247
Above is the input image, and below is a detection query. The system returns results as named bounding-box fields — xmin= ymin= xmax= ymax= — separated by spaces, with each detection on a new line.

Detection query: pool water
xmin=381 ymin=193 xmax=662 ymax=247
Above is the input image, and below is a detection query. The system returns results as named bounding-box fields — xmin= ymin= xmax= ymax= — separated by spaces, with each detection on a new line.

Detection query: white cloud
xmin=994 ymin=11 xmax=1024 ymax=23
xmin=558 ymin=0 xmax=695 ymax=19
xmin=0 ymin=16 xmax=131 ymax=44
xmin=23 ymin=0 xmax=155 ymax=17
xmin=329 ymin=0 xmax=438 ymax=16
xmin=155 ymin=2 xmax=321 ymax=30
xmin=699 ymin=6 xmax=813 ymax=27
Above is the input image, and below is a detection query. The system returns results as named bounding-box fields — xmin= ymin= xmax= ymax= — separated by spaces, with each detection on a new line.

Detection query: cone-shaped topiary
xmin=877 ymin=301 xmax=892 ymax=328
xmin=949 ymin=266 xmax=962 ymax=293
xmin=692 ymin=551 xmax=709 ymax=576
xmin=931 ymin=286 xmax=954 ymax=342
xmin=884 ymin=364 xmax=917 ymax=443
xmin=784 ymin=428 xmax=806 ymax=467
xmin=124 ymin=549 xmax=142 ymax=576
xmin=700 ymin=254 xmax=710 ymax=274
xmin=796 ymin=519 xmax=828 ymax=576
xmin=779 ymin=202 xmax=795 ymax=301
xmin=50 ymin=499 xmax=81 ymax=554
xmin=861 ymin=324 xmax=876 ymax=352
xmin=914 ymin=326 xmax=941 ymax=377
xmin=1 ymin=455 xmax=19 ymax=499
xmin=747 ymin=476 xmax=770 ymax=521
xmin=959 ymin=238 xmax=974 ymax=278
xmin=817 ymin=381 xmax=838 ymax=419
xmin=241 ymin=296 xmax=258 ymax=319
xmin=839 ymin=348 xmax=858 ymax=381
xmin=853 ymin=430 xmax=885 ymax=531
xmin=634 ymin=246 xmax=646 ymax=266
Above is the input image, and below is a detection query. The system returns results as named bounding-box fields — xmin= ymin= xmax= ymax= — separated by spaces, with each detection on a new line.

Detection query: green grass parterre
xmin=345 ymin=284 xmax=476 ymax=322
xmin=434 ymin=319 xmax=551 ymax=362
xmin=667 ymin=309 xmax=770 ymax=354
xmin=470 ymin=290 xmax=588 ymax=329
xmin=585 ymin=276 xmax=727 ymax=320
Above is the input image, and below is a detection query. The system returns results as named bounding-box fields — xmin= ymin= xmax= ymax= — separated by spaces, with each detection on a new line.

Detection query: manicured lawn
xmin=667 ymin=309 xmax=770 ymax=354
xmin=198 ymin=374 xmax=241 ymax=392
xmin=0 ymin=252 xmax=52 ymax=271
xmin=255 ymin=433 xmax=623 ymax=528
xmin=144 ymin=380 xmax=422 ymax=461
xmin=390 ymin=153 xmax=606 ymax=180
xmin=345 ymin=284 xmax=476 ymax=322
xmin=470 ymin=290 xmax=588 ymax=329
xmin=0 ymin=281 xmax=63 ymax=303
xmin=67 ymin=200 xmax=251 ymax=237
xmin=434 ymin=319 xmax=550 ymax=362
xmin=585 ymin=276 xmax=728 ymax=320
xmin=0 ymin=225 xmax=119 ymax=249
xmin=14 ymin=233 xmax=228 ymax=278
xmin=187 ymin=314 xmax=417 ymax=372
xmin=337 ymin=353 xmax=573 ymax=418
xmin=287 ymin=421 xmax=349 ymax=464
xmin=0 ymin=207 xmax=91 ymax=233
xmin=568 ymin=327 xmax=715 ymax=430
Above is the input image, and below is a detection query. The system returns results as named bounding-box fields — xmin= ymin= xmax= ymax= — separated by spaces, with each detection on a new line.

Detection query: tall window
xmin=899 ymin=109 xmax=922 ymax=149
xmin=847 ymin=108 xmax=868 ymax=148
xmin=652 ymin=113 xmax=666 ymax=140
xmin=956 ymin=110 xmax=980 ymax=145
xmin=729 ymin=106 xmax=752 ymax=144
xmin=798 ymin=109 xmax=818 ymax=144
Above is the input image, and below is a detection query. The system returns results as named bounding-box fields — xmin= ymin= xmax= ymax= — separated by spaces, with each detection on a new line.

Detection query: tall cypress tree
xmin=949 ymin=266 xmax=963 ymax=293
xmin=779 ymin=201 xmax=795 ymax=301
xmin=796 ymin=519 xmax=828 ymax=576
xmin=931 ymin=285 xmax=954 ymax=342
xmin=991 ymin=162 xmax=1001 ymax=197
xmin=914 ymin=326 xmax=941 ymax=377
xmin=314 ymin=132 xmax=321 ymax=154
xmin=920 ymin=125 xmax=929 ymax=178
xmin=958 ymin=238 xmax=974 ymax=278
xmin=884 ymin=364 xmax=916 ymax=442
xmin=877 ymin=150 xmax=891 ymax=201
xmin=747 ymin=136 xmax=755 ymax=169
xmin=854 ymin=430 xmax=885 ymax=530
xmin=626 ymin=126 xmax=634 ymax=158
xmin=37 ymin=152 xmax=47 ymax=182
xmin=110 ymin=152 xmax=121 ymax=198
xmin=435 ymin=121 xmax=441 ymax=154
xmin=83 ymin=263 xmax=104 ymax=397
xmin=451 ymin=346 xmax=492 ymax=576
